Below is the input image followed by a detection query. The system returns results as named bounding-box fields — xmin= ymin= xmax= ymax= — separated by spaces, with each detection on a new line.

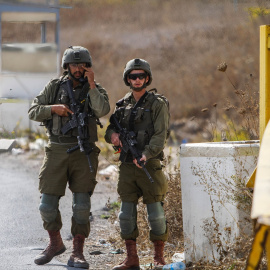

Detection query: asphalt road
xmin=0 ymin=151 xmax=118 ymax=270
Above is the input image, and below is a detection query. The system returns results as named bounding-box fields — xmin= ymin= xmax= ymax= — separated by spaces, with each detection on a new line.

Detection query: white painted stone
xmin=0 ymin=138 xmax=16 ymax=152
xmin=180 ymin=141 xmax=259 ymax=263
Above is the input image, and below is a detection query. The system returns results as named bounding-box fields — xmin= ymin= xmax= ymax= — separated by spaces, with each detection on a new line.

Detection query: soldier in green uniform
xmin=28 ymin=46 xmax=110 ymax=269
xmin=105 ymin=58 xmax=169 ymax=270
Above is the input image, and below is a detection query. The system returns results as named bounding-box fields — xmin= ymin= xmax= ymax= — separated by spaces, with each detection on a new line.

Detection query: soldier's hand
xmin=83 ymin=67 xmax=96 ymax=89
xmin=111 ymin=133 xmax=122 ymax=147
xmin=133 ymin=155 xmax=147 ymax=168
xmin=51 ymin=104 xmax=73 ymax=117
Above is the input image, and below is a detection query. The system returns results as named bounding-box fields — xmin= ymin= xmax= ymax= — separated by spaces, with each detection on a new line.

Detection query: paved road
xmin=0 ymin=151 xmax=118 ymax=270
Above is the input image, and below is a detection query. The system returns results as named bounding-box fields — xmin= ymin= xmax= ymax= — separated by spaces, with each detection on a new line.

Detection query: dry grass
xmin=59 ymin=0 xmax=262 ymax=126
xmin=57 ymin=0 xmax=264 ymax=143
xmin=3 ymin=0 xmax=263 ymax=140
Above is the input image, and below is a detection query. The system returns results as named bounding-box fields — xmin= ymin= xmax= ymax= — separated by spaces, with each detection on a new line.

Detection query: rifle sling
xmin=129 ymin=91 xmax=148 ymax=131
xmin=66 ymin=79 xmax=77 ymax=111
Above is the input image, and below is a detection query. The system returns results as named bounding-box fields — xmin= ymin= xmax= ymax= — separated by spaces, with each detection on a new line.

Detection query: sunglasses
xmin=128 ymin=73 xmax=147 ymax=80
xmin=69 ymin=63 xmax=86 ymax=68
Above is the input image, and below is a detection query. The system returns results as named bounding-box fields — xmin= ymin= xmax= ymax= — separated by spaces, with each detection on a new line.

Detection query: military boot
xmin=112 ymin=239 xmax=140 ymax=270
xmin=67 ymin=234 xmax=89 ymax=269
xmin=153 ymin=240 xmax=166 ymax=269
xmin=34 ymin=230 xmax=66 ymax=265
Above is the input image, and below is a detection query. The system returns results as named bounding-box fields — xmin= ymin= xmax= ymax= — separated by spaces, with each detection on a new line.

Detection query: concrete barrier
xmin=180 ymin=140 xmax=259 ymax=263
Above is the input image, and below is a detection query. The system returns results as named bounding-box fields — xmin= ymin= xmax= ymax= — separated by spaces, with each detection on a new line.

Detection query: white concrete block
xmin=180 ymin=141 xmax=259 ymax=263
xmin=0 ymin=139 xmax=16 ymax=152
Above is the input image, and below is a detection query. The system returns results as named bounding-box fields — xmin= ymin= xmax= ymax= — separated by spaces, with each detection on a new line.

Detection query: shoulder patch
xmin=148 ymin=90 xmax=170 ymax=139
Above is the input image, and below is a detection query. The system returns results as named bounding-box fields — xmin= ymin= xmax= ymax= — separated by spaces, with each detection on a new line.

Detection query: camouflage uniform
xmin=106 ymin=92 xmax=169 ymax=199
xmin=105 ymin=90 xmax=169 ymax=241
xmin=106 ymin=58 xmax=170 ymax=270
xmin=30 ymin=45 xmax=110 ymax=269
xmin=29 ymin=74 xmax=109 ymax=236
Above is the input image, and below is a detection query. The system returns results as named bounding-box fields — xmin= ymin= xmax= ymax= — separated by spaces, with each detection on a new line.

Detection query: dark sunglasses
xmin=128 ymin=73 xmax=147 ymax=80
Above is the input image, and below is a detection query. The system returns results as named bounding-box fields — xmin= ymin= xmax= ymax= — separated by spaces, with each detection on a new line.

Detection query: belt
xmin=49 ymin=135 xmax=78 ymax=144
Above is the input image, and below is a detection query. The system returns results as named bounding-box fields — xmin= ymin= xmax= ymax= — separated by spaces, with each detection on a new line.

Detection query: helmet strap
xmin=130 ymin=83 xmax=147 ymax=91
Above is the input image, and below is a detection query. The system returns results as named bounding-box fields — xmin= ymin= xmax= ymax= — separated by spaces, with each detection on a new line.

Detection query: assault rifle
xmin=110 ymin=114 xmax=154 ymax=183
xmin=61 ymin=79 xmax=94 ymax=172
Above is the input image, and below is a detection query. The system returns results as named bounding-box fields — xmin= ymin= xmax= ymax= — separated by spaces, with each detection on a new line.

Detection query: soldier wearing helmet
xmin=28 ymin=46 xmax=110 ymax=269
xmin=123 ymin=58 xmax=152 ymax=90
xmin=105 ymin=58 xmax=170 ymax=270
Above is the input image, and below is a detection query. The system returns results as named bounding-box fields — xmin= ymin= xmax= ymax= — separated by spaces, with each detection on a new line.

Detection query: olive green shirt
xmin=28 ymin=75 xmax=110 ymax=127
xmin=105 ymin=91 xmax=169 ymax=160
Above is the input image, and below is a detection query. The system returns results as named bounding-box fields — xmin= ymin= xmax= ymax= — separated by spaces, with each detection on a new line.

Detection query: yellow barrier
xmin=245 ymin=24 xmax=270 ymax=270
xmin=246 ymin=25 xmax=270 ymax=188
xmin=259 ymin=25 xmax=270 ymax=139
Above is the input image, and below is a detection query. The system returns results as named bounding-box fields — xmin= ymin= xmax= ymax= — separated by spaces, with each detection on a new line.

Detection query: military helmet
xmin=62 ymin=46 xmax=92 ymax=69
xmin=123 ymin=58 xmax=152 ymax=86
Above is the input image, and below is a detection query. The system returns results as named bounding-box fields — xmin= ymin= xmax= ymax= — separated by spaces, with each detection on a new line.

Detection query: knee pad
xmin=118 ymin=202 xmax=137 ymax=235
xmin=147 ymin=202 xmax=166 ymax=236
xmin=72 ymin=193 xmax=91 ymax=224
xmin=39 ymin=194 xmax=59 ymax=223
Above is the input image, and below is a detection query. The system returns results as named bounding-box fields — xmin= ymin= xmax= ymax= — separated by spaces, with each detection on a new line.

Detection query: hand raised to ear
xmin=82 ymin=66 xmax=96 ymax=89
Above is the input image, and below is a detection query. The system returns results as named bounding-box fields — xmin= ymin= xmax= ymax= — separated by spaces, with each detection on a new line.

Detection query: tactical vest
xmin=48 ymin=78 xmax=98 ymax=143
xmin=115 ymin=91 xmax=166 ymax=160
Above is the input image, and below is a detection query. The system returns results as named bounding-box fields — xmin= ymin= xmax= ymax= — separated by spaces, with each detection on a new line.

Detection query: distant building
xmin=0 ymin=0 xmax=61 ymax=132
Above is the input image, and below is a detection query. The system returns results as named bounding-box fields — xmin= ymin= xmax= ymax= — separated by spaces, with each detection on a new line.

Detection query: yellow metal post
xmin=246 ymin=25 xmax=270 ymax=188
xmin=260 ymin=25 xmax=270 ymax=138
xmin=245 ymin=25 xmax=270 ymax=270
